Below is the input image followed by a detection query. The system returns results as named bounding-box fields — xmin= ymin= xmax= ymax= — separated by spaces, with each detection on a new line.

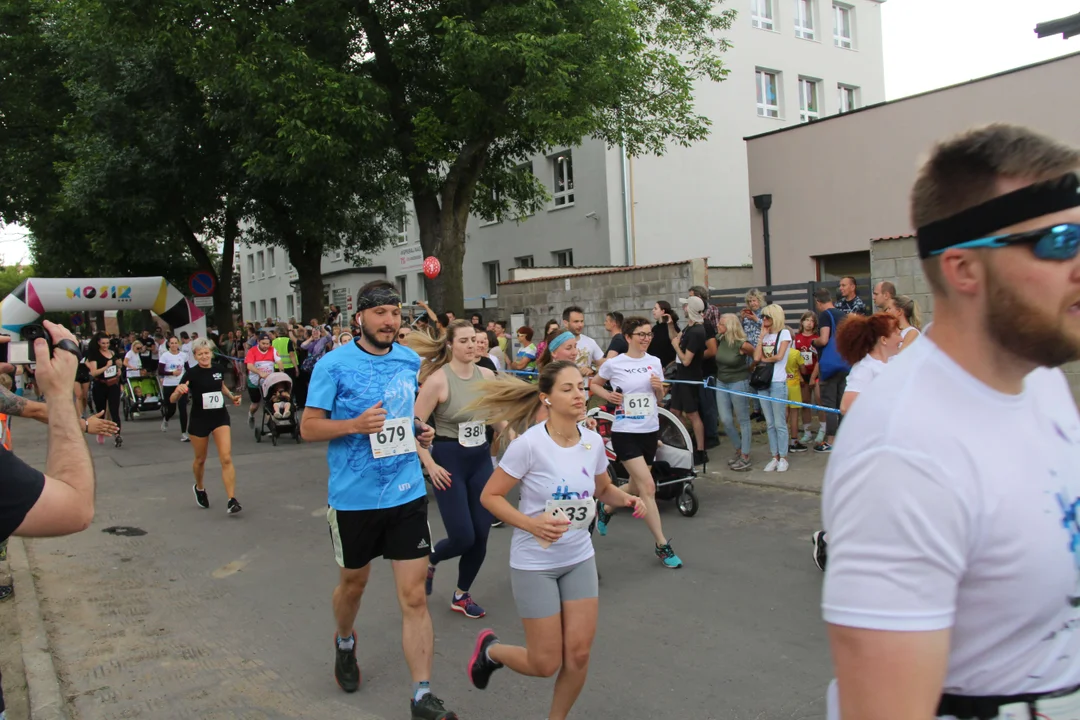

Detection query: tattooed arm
xmin=0 ymin=384 xmax=47 ymax=423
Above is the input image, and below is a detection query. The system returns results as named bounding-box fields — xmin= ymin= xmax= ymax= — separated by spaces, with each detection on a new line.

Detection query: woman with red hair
xmin=835 ymin=313 xmax=904 ymax=415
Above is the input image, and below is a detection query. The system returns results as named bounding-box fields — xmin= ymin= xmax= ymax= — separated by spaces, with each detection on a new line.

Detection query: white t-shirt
xmin=760 ymin=329 xmax=792 ymax=383
xmin=124 ymin=350 xmax=142 ymax=378
xmin=843 ymin=354 xmax=887 ymax=395
xmin=181 ymin=342 xmax=197 ymax=367
xmin=488 ymin=352 xmax=503 ymax=372
xmin=596 ymin=353 xmax=664 ymax=434
xmin=499 ymin=422 xmax=609 ymax=571
xmin=159 ymin=351 xmax=187 ymax=387
xmin=574 ymin=334 xmax=604 ymax=372
xmin=822 ymin=336 xmax=1080 ymax=716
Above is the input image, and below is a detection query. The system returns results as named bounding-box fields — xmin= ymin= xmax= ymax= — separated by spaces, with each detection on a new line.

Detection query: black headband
xmin=357 ymin=287 xmax=402 ymax=311
xmin=916 ymin=171 xmax=1080 ymax=259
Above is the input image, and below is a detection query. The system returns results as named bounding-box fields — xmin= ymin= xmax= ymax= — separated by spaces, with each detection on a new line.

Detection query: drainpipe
xmin=620 ymin=145 xmax=634 ymax=266
xmin=753 ymin=194 xmax=773 ymax=287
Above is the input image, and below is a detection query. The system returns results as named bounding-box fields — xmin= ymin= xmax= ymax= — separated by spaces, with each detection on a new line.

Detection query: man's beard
xmin=985 ymin=266 xmax=1080 ymax=369
xmin=361 ymin=323 xmax=395 ymax=350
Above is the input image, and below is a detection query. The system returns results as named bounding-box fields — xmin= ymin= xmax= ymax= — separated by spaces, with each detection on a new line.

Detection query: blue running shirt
xmin=306 ymin=341 xmax=425 ymax=511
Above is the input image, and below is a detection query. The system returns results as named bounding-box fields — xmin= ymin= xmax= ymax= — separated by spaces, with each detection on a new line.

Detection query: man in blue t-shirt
xmin=300 ymin=280 xmax=456 ymax=720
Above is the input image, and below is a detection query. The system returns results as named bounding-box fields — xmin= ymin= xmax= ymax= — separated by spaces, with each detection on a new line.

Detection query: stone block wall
xmin=871 ymin=236 xmax=1080 ymax=403
xmin=497 ymin=259 xmax=708 ymax=341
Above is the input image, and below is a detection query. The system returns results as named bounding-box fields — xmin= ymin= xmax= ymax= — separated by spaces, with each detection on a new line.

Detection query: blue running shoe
xmin=655 ymin=542 xmax=683 ymax=569
xmin=596 ymin=501 xmax=612 ymax=536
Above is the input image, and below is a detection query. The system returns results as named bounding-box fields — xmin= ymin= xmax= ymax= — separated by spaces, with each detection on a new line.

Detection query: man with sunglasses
xmin=821 ymin=125 xmax=1080 ymax=720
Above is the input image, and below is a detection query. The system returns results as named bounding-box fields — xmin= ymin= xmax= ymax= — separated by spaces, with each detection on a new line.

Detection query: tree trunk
xmin=287 ymin=237 xmax=326 ymax=325
xmin=212 ymin=204 xmax=238 ymax=335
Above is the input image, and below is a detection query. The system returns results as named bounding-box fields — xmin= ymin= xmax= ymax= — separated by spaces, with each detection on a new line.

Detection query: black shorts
xmin=247 ymin=386 xmax=262 ymax=403
xmin=611 ymin=431 xmax=659 ymax=465
xmin=187 ymin=411 xmax=230 ymax=438
xmin=75 ymin=364 xmax=91 ymax=384
xmin=328 ymin=496 xmax=431 ymax=569
xmin=669 ymin=381 xmax=700 ymax=414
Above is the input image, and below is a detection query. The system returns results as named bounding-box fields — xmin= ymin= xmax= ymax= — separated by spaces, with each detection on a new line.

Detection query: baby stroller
xmin=586 ymin=405 xmax=699 ymax=517
xmin=256 ymin=372 xmax=301 ymax=446
xmin=122 ymin=373 xmax=164 ymax=422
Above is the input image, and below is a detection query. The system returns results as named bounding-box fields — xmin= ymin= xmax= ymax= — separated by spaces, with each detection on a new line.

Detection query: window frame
xmin=751 ymin=0 xmax=775 ymax=30
xmin=799 ymin=77 xmax=821 ymax=122
xmin=392 ymin=206 xmax=410 ymax=246
xmin=756 ymin=69 xmax=780 ymax=119
xmin=794 ymin=0 xmax=815 ymax=40
xmin=516 ymin=255 xmax=535 ymax=268
xmin=553 ymin=249 xmax=574 ymax=268
xmin=331 ymin=248 xmax=343 ymax=262
xmin=259 ymin=299 xmax=267 ymax=319
xmin=483 ymin=261 xmax=501 ymax=297
xmin=286 ymin=294 xmax=295 ymax=319
xmin=268 ymin=248 xmax=276 ymax=276
xmin=270 ymin=297 xmax=278 ymax=320
xmin=257 ymin=250 xmax=265 ymax=280
xmin=838 ymin=84 xmax=858 ymax=113
xmin=415 ymin=272 xmax=427 ymax=302
xmin=480 ymin=187 xmax=501 ymax=227
xmin=395 ymin=275 xmax=407 ymax=304
xmin=250 ymin=301 xmax=257 ymax=321
xmin=552 ymin=153 xmax=575 ymax=209
xmin=247 ymin=255 xmax=255 ymax=283
xmin=833 ymin=3 xmax=853 ymax=48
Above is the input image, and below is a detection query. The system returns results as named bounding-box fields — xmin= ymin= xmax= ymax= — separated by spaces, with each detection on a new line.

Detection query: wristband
xmin=84 ymin=418 xmax=89 ymax=434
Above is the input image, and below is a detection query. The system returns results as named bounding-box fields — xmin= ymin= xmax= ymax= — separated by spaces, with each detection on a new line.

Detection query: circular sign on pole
xmin=188 ymin=271 xmax=216 ymax=297
xmin=71 ymin=313 xmax=83 ymax=327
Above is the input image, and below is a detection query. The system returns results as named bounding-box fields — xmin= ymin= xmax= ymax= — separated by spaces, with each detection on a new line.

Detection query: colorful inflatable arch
xmin=0 ymin=277 xmax=207 ymax=338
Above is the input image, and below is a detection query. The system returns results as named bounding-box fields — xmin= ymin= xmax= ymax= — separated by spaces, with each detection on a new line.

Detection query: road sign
xmin=71 ymin=313 xmax=83 ymax=326
xmin=192 ymin=296 xmax=214 ymax=309
xmin=189 ymin=271 xmax=216 ymax=297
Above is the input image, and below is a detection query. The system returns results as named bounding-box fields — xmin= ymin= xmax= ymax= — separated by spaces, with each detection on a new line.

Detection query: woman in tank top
xmin=409 ymin=320 xmax=499 ymax=620
xmin=886 ymin=294 xmax=923 ymax=351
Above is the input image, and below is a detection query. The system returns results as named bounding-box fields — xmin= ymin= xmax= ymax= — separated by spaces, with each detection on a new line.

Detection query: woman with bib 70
xmin=409 ymin=320 xmax=498 ymax=619
xmin=464 ymin=361 xmax=645 ymax=720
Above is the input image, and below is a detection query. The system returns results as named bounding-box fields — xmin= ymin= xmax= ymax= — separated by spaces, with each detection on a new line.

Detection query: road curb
xmin=702 ymin=468 xmax=822 ymax=495
xmin=9 ymin=538 xmax=69 ymax=720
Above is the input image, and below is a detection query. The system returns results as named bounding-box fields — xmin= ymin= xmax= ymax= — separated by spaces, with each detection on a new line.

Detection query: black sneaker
xmin=0 ymin=584 xmax=13 ymax=602
xmin=114 ymin=434 xmax=123 ymax=448
xmin=814 ymin=442 xmax=833 ymax=453
xmin=227 ymin=498 xmax=242 ymax=515
xmin=193 ymin=485 xmax=209 ymax=509
xmin=467 ymin=629 xmax=503 ymax=690
xmin=812 ymin=531 xmax=828 ymax=571
xmin=410 ymin=691 xmax=458 ymax=719
xmin=693 ymin=449 xmax=709 ymax=466
xmin=334 ymin=632 xmax=361 ymax=693
xmin=790 ymin=441 xmax=808 ymax=453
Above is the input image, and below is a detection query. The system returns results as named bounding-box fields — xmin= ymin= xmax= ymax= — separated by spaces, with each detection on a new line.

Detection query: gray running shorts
xmin=510 ymin=556 xmax=599 ymax=619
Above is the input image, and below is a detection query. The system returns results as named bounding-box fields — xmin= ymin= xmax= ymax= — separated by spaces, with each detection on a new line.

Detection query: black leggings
xmin=91 ymin=382 xmax=122 ymax=432
xmin=163 ymin=392 xmax=188 ymax=433
xmin=429 ymin=440 xmax=495 ymax=593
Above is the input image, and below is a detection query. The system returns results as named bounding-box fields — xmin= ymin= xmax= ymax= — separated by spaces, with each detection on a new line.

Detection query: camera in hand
xmin=21 ymin=325 xmax=53 ymax=362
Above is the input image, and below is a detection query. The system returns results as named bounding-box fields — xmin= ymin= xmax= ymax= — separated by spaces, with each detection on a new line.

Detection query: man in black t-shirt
xmin=604 ymin=311 xmax=628 ymax=358
xmin=668 ymin=296 xmax=709 ymax=465
xmin=688 ymin=285 xmax=720 ymax=448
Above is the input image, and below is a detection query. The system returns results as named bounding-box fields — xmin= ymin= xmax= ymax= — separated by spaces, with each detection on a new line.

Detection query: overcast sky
xmin=4 ymin=0 xmax=1080 ymax=266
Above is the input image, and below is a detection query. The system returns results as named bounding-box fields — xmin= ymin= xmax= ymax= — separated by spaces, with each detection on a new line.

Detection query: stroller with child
xmin=121 ymin=372 xmax=164 ymax=422
xmin=255 ymin=371 xmax=300 ymax=445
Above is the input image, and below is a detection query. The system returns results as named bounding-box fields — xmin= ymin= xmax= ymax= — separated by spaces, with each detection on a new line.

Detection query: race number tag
xmin=202 ymin=391 xmax=224 ymax=410
xmin=103 ymin=365 xmax=118 ymax=379
xmin=545 ymin=498 xmax=596 ymax=531
xmin=622 ymin=393 xmax=655 ymax=420
xmin=800 ymin=350 xmax=814 ymax=365
xmin=458 ymin=421 xmax=485 ymax=447
xmin=370 ymin=417 xmax=416 ymax=459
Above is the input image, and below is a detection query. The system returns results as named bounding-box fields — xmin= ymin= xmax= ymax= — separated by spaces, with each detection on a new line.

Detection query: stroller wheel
xmin=255 ymin=423 xmax=262 ymax=443
xmin=677 ymin=487 xmax=699 ymax=517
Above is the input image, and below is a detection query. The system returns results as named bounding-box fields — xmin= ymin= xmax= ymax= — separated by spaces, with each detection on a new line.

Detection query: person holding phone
xmin=170 ymin=339 xmax=242 ymax=514
xmin=86 ymin=331 xmax=125 ymax=447
xmin=464 ymin=361 xmax=645 ymax=720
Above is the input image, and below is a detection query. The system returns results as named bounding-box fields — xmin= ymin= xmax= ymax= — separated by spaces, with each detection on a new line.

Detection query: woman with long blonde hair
xmin=752 ymin=303 xmax=793 ymax=473
xmin=887 ymin=294 xmax=923 ymax=350
xmin=407 ymin=319 xmax=499 ymax=618
xmin=714 ymin=313 xmax=755 ymax=471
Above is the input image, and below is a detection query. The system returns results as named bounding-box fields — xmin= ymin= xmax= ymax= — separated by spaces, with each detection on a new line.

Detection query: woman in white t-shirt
xmin=464 ymin=361 xmax=645 ymax=720
xmin=158 ymin=336 xmax=191 ymax=440
xmin=836 ymin=313 xmax=903 ymax=415
xmin=590 ymin=316 xmax=681 ymax=568
xmin=885 ymin=294 xmax=923 ymax=352
xmin=124 ymin=341 xmax=145 ymax=379
xmin=752 ymin=304 xmax=793 ymax=473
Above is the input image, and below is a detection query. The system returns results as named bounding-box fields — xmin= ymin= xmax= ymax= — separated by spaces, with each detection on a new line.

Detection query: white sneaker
xmin=777 ymin=458 xmax=790 ymax=473
xmin=181 ymin=433 xmax=190 ymax=443
xmin=799 ymin=430 xmax=812 ymax=444
xmin=161 ymin=418 xmax=168 ymax=432
xmin=763 ymin=458 xmax=779 ymax=472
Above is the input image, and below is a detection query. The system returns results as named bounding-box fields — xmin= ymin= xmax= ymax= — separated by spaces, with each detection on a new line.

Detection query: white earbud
xmin=544 ymin=399 xmax=551 ymax=405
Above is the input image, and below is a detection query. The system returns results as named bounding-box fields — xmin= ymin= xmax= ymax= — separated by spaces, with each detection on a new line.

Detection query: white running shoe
xmin=181 ymin=433 xmax=190 ymax=442
xmin=776 ymin=458 xmax=790 ymax=473
xmin=763 ymin=458 xmax=779 ymax=472
xmin=799 ymin=429 xmax=812 ymax=444
xmin=161 ymin=418 xmax=168 ymax=432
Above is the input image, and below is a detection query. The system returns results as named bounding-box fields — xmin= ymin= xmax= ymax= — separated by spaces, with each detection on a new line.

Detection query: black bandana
xmin=357 ymin=287 xmax=402 ymax=311
xmin=916 ymin=171 xmax=1080 ymax=259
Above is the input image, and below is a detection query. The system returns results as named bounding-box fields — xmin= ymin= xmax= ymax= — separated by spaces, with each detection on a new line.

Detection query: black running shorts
xmin=328 ymin=497 xmax=431 ymax=569
xmin=668 ymin=382 xmax=700 ymax=414
xmin=75 ymin=364 xmax=91 ymax=385
xmin=611 ymin=431 xmax=659 ymax=465
xmin=247 ymin=386 xmax=262 ymax=403
xmin=187 ymin=411 xmax=230 ymax=438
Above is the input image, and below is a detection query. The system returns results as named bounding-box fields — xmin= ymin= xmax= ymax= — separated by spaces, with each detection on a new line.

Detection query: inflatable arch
xmin=0 ymin=277 xmax=207 ymax=338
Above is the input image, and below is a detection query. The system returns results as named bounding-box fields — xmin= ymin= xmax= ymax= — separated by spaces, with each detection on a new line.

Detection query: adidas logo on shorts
xmin=417 ymin=539 xmax=429 ymax=550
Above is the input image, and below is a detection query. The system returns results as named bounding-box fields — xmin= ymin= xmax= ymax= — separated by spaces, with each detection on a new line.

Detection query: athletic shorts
xmin=787 ymin=382 xmax=803 ymax=409
xmin=75 ymin=364 xmax=91 ymax=384
xmin=247 ymin=386 xmax=262 ymax=403
xmin=611 ymin=431 xmax=658 ymax=465
xmin=328 ymin=496 xmax=431 ymax=569
xmin=510 ymin=556 xmax=599 ymax=619
xmin=187 ymin=411 xmax=230 ymax=438
xmin=668 ymin=381 xmax=700 ymax=414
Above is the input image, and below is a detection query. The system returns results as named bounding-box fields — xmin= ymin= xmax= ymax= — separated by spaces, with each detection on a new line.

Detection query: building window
xmin=794 ymin=0 xmax=815 ymax=40
xmin=838 ymin=84 xmax=858 ymax=113
xmin=751 ymin=0 xmax=775 ymax=30
xmin=392 ymin=205 xmax=409 ymax=246
xmin=268 ymin=248 xmax=276 ymax=275
xmin=480 ymin=187 xmax=501 ymax=226
xmin=553 ymin=249 xmax=574 ymax=267
xmin=257 ymin=251 xmax=265 ymax=279
xmin=756 ymin=70 xmax=780 ymax=118
xmin=798 ymin=78 xmax=820 ymax=122
xmin=415 ymin=273 xmax=427 ymax=302
xmin=393 ymin=275 xmax=407 ymax=304
xmin=286 ymin=294 xmax=294 ymax=319
xmin=516 ymin=256 xmax=535 ymax=268
xmin=259 ymin=299 xmax=267 ymax=319
xmin=552 ymin=153 xmax=574 ymax=208
xmin=249 ymin=301 xmax=256 ymax=321
xmin=483 ymin=261 xmax=501 ymax=296
xmin=331 ymin=249 xmax=343 ymax=262
xmin=833 ymin=3 xmax=853 ymax=48
xmin=270 ymin=297 xmax=278 ymax=319
xmin=247 ymin=255 xmax=255 ymax=282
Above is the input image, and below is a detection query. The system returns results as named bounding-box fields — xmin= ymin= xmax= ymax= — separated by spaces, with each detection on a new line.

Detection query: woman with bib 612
xmin=464 ymin=361 xmax=645 ymax=720
xmin=409 ymin=320 xmax=497 ymax=619
xmin=171 ymin=339 xmax=243 ymax=515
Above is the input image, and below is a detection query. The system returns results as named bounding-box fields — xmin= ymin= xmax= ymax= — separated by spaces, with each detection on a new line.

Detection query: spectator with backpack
xmin=812 ymin=288 xmax=850 ymax=453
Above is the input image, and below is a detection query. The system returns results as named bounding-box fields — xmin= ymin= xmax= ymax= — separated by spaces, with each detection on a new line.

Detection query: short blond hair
xmin=760 ymin=303 xmax=786 ymax=333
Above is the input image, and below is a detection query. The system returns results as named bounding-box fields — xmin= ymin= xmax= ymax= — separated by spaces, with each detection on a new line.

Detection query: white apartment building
xmin=240 ymin=0 xmax=886 ymax=318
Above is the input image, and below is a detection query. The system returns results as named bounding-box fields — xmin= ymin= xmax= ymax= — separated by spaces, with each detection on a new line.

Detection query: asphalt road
xmin=15 ymin=405 xmax=832 ymax=720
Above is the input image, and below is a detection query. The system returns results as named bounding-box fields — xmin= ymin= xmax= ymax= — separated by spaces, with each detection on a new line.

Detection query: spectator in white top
xmin=752 ymin=303 xmax=792 ymax=473
xmin=822 ymin=124 xmax=1080 ymax=720
xmin=834 ymin=313 xmax=903 ymax=414
xmin=885 ymin=294 xmax=923 ymax=351
xmin=562 ymin=306 xmax=604 ymax=377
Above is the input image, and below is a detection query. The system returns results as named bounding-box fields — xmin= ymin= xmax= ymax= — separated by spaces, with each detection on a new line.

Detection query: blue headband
xmin=549 ymin=331 xmax=575 ymax=353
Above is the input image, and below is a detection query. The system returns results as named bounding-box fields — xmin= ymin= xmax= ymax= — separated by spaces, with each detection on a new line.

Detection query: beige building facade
xmin=744 ymin=51 xmax=1080 ymax=286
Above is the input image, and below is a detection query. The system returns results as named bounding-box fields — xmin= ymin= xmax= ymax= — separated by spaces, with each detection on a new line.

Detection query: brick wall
xmin=497 ymin=259 xmax=708 ymax=341
xmin=871 ymin=236 xmax=1080 ymax=403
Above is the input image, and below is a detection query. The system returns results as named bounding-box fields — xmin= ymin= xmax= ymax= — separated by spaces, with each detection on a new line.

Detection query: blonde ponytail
xmin=406 ymin=319 xmax=473 ymax=383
